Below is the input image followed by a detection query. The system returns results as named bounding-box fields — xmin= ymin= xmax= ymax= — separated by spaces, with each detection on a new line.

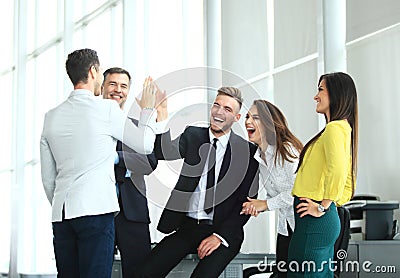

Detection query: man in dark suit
xmin=103 ymin=67 xmax=157 ymax=277
xmin=135 ymin=87 xmax=259 ymax=277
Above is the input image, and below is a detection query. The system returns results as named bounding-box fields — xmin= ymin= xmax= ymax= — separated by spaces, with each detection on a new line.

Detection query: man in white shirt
xmin=40 ymin=48 xmax=157 ymax=278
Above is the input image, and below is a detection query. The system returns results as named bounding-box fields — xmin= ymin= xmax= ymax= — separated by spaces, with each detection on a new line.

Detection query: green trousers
xmin=287 ymin=197 xmax=340 ymax=277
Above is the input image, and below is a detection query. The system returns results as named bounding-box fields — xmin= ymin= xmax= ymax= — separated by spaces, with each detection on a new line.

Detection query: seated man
xmin=135 ymin=87 xmax=259 ymax=277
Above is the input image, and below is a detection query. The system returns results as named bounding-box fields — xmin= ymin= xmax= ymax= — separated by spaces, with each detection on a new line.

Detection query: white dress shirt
xmin=255 ymin=144 xmax=299 ymax=236
xmin=187 ymin=130 xmax=230 ymax=246
xmin=40 ymin=89 xmax=156 ymax=222
xmin=187 ymin=130 xmax=230 ymax=219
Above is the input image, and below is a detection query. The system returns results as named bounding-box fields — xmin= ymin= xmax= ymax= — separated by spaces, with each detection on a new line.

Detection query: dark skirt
xmin=287 ymin=196 xmax=340 ymax=277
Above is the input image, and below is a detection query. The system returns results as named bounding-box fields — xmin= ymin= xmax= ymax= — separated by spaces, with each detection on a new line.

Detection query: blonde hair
xmin=217 ymin=87 xmax=243 ymax=108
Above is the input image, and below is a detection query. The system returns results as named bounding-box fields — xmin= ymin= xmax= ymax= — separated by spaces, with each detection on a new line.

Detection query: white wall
xmin=220 ymin=0 xmax=400 ymax=253
xmin=347 ymin=25 xmax=400 ymax=220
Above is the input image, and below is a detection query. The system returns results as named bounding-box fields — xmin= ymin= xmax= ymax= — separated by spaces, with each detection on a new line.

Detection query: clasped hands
xmin=241 ymin=197 xmax=326 ymax=218
xmin=240 ymin=197 xmax=267 ymax=217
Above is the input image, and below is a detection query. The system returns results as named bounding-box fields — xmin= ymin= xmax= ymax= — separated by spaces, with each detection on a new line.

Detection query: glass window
xmin=26 ymin=0 xmax=36 ymax=54
xmin=274 ymin=0 xmax=318 ymax=67
xmin=76 ymin=6 xmax=123 ymax=69
xmin=222 ymin=0 xmax=269 ymax=79
xmin=0 ymin=73 xmax=13 ymax=170
xmin=19 ymin=164 xmax=55 ymax=273
xmin=347 ymin=0 xmax=400 ymax=42
xmin=25 ymin=60 xmax=35 ymax=163
xmin=0 ymin=0 xmax=14 ymax=69
xmin=146 ymin=0 xmax=205 ymax=110
xmin=3 ymin=0 xmax=206 ymax=273
xmin=36 ymin=0 xmax=59 ymax=47
xmin=73 ymin=0 xmax=113 ymax=23
xmin=0 ymin=171 xmax=11 ymax=273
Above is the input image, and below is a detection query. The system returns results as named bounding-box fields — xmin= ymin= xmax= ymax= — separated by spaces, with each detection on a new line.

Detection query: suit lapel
xmin=190 ymin=127 xmax=211 ymax=178
xmin=217 ymin=131 xmax=240 ymax=182
xmin=116 ymin=140 xmax=122 ymax=151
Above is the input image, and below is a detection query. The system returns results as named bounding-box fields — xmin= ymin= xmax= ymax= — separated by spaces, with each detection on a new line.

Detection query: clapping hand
xmin=154 ymin=82 xmax=167 ymax=122
xmin=136 ymin=76 xmax=156 ymax=109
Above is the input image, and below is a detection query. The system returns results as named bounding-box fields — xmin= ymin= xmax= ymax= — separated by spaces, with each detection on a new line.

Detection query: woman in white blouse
xmin=241 ymin=100 xmax=303 ymax=278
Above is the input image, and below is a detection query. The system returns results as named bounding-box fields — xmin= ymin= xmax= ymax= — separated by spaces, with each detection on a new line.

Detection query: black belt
xmin=186 ymin=216 xmax=213 ymax=226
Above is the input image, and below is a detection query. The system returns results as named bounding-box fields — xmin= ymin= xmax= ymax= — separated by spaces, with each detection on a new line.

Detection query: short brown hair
xmin=217 ymin=87 xmax=243 ymax=108
xmin=103 ymin=67 xmax=132 ymax=87
xmin=66 ymin=48 xmax=100 ymax=86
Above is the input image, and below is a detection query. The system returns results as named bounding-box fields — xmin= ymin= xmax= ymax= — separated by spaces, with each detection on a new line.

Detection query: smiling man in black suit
xmin=102 ymin=67 xmax=158 ymax=277
xmin=135 ymin=87 xmax=259 ymax=278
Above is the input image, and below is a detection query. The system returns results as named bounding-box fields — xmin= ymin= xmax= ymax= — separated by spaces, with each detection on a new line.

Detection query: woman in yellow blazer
xmin=287 ymin=72 xmax=358 ymax=277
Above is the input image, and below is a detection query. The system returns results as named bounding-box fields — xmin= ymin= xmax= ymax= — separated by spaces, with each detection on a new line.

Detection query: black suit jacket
xmin=115 ymin=119 xmax=158 ymax=223
xmin=154 ymin=126 xmax=259 ymax=245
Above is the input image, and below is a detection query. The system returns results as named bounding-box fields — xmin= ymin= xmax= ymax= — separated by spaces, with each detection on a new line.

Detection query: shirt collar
xmin=69 ymin=89 xmax=94 ymax=98
xmin=209 ymin=129 xmax=230 ymax=149
xmin=266 ymin=144 xmax=275 ymax=156
xmin=255 ymin=144 xmax=275 ymax=163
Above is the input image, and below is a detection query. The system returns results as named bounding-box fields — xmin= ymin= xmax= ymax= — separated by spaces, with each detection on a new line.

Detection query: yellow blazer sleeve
xmin=322 ymin=123 xmax=350 ymax=201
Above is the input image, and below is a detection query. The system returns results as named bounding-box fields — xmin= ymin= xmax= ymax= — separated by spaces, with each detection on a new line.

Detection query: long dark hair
xmin=296 ymin=72 xmax=358 ymax=197
xmin=253 ymin=100 xmax=303 ymax=166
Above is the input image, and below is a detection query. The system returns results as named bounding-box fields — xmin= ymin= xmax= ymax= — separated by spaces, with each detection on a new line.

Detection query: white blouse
xmin=255 ymin=144 xmax=299 ymax=236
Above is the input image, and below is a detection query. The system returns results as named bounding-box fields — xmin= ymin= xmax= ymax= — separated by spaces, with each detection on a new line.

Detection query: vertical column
xmin=182 ymin=0 xmax=189 ymax=67
xmin=322 ymin=0 xmax=347 ymax=73
xmin=205 ymin=0 xmax=222 ymax=106
xmin=266 ymin=0 xmax=275 ymax=107
xmin=122 ymin=0 xmax=137 ymax=72
xmin=317 ymin=0 xmax=346 ymax=129
xmin=63 ymin=0 xmax=74 ymax=94
xmin=10 ymin=0 xmax=27 ymax=276
xmin=205 ymin=0 xmax=222 ymax=70
xmin=123 ymin=0 xmax=145 ymax=112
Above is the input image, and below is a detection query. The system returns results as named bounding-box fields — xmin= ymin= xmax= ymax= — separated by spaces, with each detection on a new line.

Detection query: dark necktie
xmin=205 ymin=138 xmax=218 ymax=214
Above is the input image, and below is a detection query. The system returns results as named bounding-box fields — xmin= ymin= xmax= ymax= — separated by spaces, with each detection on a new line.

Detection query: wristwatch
xmin=318 ymin=204 xmax=330 ymax=213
